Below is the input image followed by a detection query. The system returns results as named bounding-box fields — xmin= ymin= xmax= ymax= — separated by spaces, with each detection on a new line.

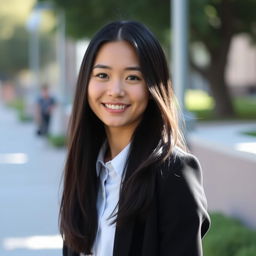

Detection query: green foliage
xmin=38 ymin=0 xmax=256 ymax=45
xmin=185 ymin=89 xmax=215 ymax=111
xmin=235 ymin=246 xmax=256 ymax=256
xmin=203 ymin=213 xmax=256 ymax=256
xmin=0 ymin=26 xmax=29 ymax=78
xmin=6 ymin=98 xmax=32 ymax=122
xmin=47 ymin=134 xmax=67 ymax=148
xmin=0 ymin=26 xmax=56 ymax=80
xmin=185 ymin=90 xmax=256 ymax=121
xmin=18 ymin=110 xmax=33 ymax=122
xmin=190 ymin=0 xmax=256 ymax=49
xmin=241 ymin=131 xmax=256 ymax=138
xmin=38 ymin=0 xmax=256 ymax=117
xmin=7 ymin=98 xmax=25 ymax=111
xmin=234 ymin=97 xmax=256 ymax=120
xmin=39 ymin=0 xmax=170 ymax=43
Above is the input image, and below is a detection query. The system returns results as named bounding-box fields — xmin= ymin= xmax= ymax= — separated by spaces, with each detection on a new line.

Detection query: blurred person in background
xmin=60 ymin=21 xmax=210 ymax=256
xmin=35 ymin=84 xmax=56 ymax=136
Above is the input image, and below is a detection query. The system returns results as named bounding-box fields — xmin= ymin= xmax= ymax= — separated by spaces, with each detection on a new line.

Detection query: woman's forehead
xmin=93 ymin=41 xmax=140 ymax=68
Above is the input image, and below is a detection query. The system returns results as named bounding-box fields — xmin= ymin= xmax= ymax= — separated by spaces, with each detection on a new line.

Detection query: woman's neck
xmin=105 ymin=127 xmax=133 ymax=161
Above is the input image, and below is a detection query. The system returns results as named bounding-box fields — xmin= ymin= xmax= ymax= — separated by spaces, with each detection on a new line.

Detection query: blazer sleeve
xmin=157 ymin=151 xmax=210 ymax=256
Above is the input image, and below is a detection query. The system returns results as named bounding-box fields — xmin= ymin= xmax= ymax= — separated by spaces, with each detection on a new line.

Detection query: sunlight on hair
xmin=235 ymin=142 xmax=256 ymax=155
xmin=0 ymin=153 xmax=28 ymax=164
xmin=3 ymin=235 xmax=62 ymax=250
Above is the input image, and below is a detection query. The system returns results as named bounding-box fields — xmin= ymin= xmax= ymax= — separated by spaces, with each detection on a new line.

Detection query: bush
xmin=7 ymin=98 xmax=24 ymax=111
xmin=241 ymin=131 xmax=256 ymax=138
xmin=7 ymin=98 xmax=32 ymax=122
xmin=47 ymin=134 xmax=67 ymax=148
xmin=18 ymin=110 xmax=33 ymax=122
xmin=203 ymin=213 xmax=256 ymax=256
xmin=235 ymin=246 xmax=256 ymax=256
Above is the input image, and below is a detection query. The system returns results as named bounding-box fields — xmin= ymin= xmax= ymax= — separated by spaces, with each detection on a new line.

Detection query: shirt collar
xmin=96 ymin=142 xmax=131 ymax=177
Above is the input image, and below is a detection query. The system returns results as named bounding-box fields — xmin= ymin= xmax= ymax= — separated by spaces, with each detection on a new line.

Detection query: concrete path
xmin=189 ymin=121 xmax=256 ymax=162
xmin=0 ymin=104 xmax=65 ymax=256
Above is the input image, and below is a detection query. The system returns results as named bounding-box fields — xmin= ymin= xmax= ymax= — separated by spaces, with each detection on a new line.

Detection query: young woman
xmin=60 ymin=21 xmax=210 ymax=256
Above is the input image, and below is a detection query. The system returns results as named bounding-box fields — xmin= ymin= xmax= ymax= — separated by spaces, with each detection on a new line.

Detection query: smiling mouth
xmin=102 ymin=103 xmax=130 ymax=110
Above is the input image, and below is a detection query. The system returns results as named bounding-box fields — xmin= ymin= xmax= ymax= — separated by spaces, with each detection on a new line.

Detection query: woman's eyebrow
xmin=93 ymin=64 xmax=141 ymax=71
xmin=125 ymin=66 xmax=141 ymax=71
xmin=93 ymin=64 xmax=111 ymax=69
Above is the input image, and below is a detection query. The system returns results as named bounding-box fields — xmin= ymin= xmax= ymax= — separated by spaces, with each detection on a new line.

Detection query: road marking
xmin=3 ymin=235 xmax=62 ymax=250
xmin=0 ymin=153 xmax=28 ymax=164
xmin=235 ymin=142 xmax=256 ymax=155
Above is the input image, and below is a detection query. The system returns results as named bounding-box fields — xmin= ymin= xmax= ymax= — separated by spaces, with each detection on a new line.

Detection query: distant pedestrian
xmin=60 ymin=21 xmax=210 ymax=256
xmin=35 ymin=84 xmax=56 ymax=136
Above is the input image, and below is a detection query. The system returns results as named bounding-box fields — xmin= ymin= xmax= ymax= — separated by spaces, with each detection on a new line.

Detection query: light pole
xmin=171 ymin=0 xmax=194 ymax=133
xmin=26 ymin=2 xmax=53 ymax=91
xmin=51 ymin=9 xmax=67 ymax=135
xmin=26 ymin=8 xmax=42 ymax=117
xmin=27 ymin=3 xmax=67 ymax=135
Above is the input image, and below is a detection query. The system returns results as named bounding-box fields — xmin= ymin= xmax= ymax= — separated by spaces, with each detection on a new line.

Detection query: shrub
xmin=203 ymin=213 xmax=256 ymax=256
xmin=235 ymin=246 xmax=256 ymax=256
xmin=47 ymin=134 xmax=67 ymax=148
xmin=7 ymin=98 xmax=32 ymax=122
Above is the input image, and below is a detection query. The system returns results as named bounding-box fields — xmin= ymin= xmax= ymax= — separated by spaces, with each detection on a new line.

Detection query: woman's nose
xmin=107 ymin=79 xmax=125 ymax=97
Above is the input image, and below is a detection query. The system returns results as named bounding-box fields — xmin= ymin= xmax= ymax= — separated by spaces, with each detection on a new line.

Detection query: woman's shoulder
xmin=156 ymin=147 xmax=211 ymax=239
xmin=156 ymin=146 xmax=207 ymax=213
xmin=156 ymin=147 xmax=209 ymax=227
xmin=158 ymin=147 xmax=202 ymax=182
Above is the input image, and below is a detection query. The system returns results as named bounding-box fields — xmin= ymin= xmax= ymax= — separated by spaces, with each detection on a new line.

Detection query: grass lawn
xmin=185 ymin=89 xmax=256 ymax=121
xmin=241 ymin=131 xmax=256 ymax=137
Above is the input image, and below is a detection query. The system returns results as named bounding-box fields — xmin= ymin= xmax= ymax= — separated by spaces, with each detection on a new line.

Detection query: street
xmin=0 ymin=104 xmax=65 ymax=256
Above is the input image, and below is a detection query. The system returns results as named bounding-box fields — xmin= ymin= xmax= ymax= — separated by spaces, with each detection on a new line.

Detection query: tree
xmin=0 ymin=0 xmax=56 ymax=80
xmin=190 ymin=0 xmax=256 ymax=117
xmin=39 ymin=0 xmax=170 ymax=43
xmin=0 ymin=26 xmax=29 ymax=79
xmin=0 ymin=25 xmax=56 ymax=80
xmin=39 ymin=0 xmax=256 ymax=117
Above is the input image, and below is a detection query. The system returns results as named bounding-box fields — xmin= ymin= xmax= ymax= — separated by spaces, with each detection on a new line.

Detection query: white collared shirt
xmin=92 ymin=142 xmax=130 ymax=256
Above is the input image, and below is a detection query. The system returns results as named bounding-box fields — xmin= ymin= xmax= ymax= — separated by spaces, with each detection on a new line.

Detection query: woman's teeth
xmin=105 ymin=104 xmax=126 ymax=110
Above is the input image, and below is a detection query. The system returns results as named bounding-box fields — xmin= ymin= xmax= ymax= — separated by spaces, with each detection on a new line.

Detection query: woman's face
xmin=88 ymin=40 xmax=149 ymax=133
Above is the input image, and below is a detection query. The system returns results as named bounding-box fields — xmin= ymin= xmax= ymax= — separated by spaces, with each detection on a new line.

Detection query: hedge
xmin=203 ymin=213 xmax=256 ymax=256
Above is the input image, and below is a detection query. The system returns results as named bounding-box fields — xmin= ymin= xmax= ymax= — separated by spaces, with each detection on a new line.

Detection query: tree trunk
xmin=191 ymin=52 xmax=235 ymax=118
xmin=206 ymin=33 xmax=235 ymax=118
xmin=190 ymin=0 xmax=237 ymax=118
xmin=191 ymin=33 xmax=235 ymax=118
xmin=207 ymin=62 xmax=235 ymax=118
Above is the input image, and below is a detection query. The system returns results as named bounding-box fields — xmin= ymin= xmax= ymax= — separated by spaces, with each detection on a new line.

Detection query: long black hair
xmin=60 ymin=20 xmax=185 ymax=254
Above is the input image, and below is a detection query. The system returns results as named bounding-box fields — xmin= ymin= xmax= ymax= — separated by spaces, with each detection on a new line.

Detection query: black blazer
xmin=63 ymin=150 xmax=210 ymax=256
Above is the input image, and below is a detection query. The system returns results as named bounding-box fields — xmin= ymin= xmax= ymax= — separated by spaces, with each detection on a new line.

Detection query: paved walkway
xmin=189 ymin=121 xmax=256 ymax=162
xmin=0 ymin=104 xmax=65 ymax=256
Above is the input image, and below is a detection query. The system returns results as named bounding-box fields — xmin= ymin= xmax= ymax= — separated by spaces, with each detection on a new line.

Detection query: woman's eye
xmin=127 ymin=75 xmax=141 ymax=81
xmin=96 ymin=73 xmax=108 ymax=79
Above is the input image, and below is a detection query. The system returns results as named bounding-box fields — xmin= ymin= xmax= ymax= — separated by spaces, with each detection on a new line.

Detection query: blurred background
xmin=0 ymin=0 xmax=255 ymax=255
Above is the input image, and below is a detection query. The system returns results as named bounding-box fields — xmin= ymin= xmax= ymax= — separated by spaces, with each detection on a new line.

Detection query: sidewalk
xmin=189 ymin=121 xmax=256 ymax=162
xmin=0 ymin=104 xmax=65 ymax=256
xmin=188 ymin=121 xmax=256 ymax=229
